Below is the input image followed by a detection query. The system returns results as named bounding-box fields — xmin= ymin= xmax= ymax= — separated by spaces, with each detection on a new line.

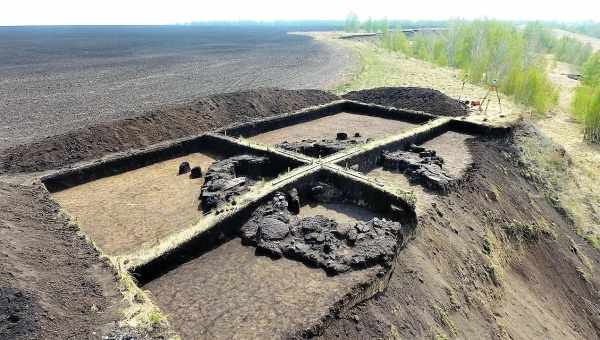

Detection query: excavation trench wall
xmin=336 ymin=121 xmax=450 ymax=173
xmin=337 ymin=121 xmax=510 ymax=173
xmin=41 ymin=133 xmax=305 ymax=192
xmin=132 ymin=168 xmax=415 ymax=284
xmin=220 ymin=100 xmax=435 ymax=139
xmin=448 ymin=119 xmax=511 ymax=137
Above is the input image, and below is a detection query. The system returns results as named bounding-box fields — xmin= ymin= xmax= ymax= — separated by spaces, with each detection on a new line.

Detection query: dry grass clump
xmin=501 ymin=220 xmax=556 ymax=243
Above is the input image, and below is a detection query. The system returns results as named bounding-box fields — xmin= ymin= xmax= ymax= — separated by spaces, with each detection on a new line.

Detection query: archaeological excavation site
xmin=24 ymin=89 xmax=497 ymax=338
xmin=3 ymin=87 xmax=599 ymax=340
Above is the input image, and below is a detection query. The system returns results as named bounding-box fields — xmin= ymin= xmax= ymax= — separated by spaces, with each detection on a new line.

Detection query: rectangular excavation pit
xmin=133 ymin=168 xmax=415 ymax=339
xmin=220 ymin=100 xmax=436 ymax=158
xmin=335 ymin=122 xmax=509 ymax=210
xmin=43 ymin=134 xmax=306 ymax=256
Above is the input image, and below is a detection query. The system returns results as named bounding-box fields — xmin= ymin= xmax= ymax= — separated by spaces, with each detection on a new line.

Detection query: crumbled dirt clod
xmin=241 ymin=191 xmax=403 ymax=275
xmin=343 ymin=87 xmax=468 ymax=117
xmin=336 ymin=132 xmax=348 ymax=140
xmin=178 ymin=161 xmax=191 ymax=175
xmin=0 ymin=287 xmax=41 ymax=340
xmin=199 ymin=154 xmax=269 ymax=212
xmin=382 ymin=144 xmax=455 ymax=192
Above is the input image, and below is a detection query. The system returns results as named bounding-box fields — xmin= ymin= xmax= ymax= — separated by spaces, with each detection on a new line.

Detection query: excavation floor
xmin=249 ymin=112 xmax=418 ymax=145
xmin=145 ymin=238 xmax=378 ymax=339
xmin=298 ymin=202 xmax=377 ymax=224
xmin=367 ymin=131 xmax=474 ymax=213
xmin=52 ymin=153 xmax=217 ymax=255
xmin=421 ymin=131 xmax=474 ymax=178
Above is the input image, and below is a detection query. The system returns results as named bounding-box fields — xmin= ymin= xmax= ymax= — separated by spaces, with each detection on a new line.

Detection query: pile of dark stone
xmin=277 ymin=132 xmax=369 ymax=158
xmin=177 ymin=161 xmax=203 ymax=178
xmin=381 ymin=144 xmax=455 ymax=192
xmin=240 ymin=187 xmax=403 ymax=275
xmin=199 ymin=154 xmax=269 ymax=212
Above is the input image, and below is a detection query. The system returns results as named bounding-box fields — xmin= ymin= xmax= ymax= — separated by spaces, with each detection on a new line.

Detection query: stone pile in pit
xmin=381 ymin=144 xmax=455 ymax=192
xmin=277 ymin=132 xmax=368 ymax=158
xmin=240 ymin=187 xmax=403 ymax=275
xmin=199 ymin=154 xmax=269 ymax=212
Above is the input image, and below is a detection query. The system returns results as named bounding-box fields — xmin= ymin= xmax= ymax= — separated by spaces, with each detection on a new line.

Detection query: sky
xmin=1 ymin=0 xmax=599 ymax=26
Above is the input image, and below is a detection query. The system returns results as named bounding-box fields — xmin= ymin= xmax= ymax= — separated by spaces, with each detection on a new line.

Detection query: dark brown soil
xmin=0 ymin=182 xmax=123 ymax=340
xmin=342 ymin=87 xmax=468 ymax=117
xmin=317 ymin=128 xmax=600 ymax=340
xmin=0 ymin=88 xmax=339 ymax=175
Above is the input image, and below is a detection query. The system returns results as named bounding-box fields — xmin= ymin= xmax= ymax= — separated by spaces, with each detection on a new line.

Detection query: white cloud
xmin=1 ymin=0 xmax=598 ymax=26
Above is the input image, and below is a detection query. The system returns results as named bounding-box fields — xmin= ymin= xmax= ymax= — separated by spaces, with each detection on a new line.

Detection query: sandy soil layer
xmin=250 ymin=112 xmax=418 ymax=145
xmin=145 ymin=237 xmax=376 ymax=339
xmin=0 ymin=26 xmax=356 ymax=148
xmin=52 ymin=153 xmax=217 ymax=255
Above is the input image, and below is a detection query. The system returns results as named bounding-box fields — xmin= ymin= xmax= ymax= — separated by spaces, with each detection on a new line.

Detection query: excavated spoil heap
xmin=277 ymin=132 xmax=367 ymax=158
xmin=382 ymin=144 xmax=456 ymax=192
xmin=199 ymin=154 xmax=269 ymax=212
xmin=241 ymin=184 xmax=403 ymax=275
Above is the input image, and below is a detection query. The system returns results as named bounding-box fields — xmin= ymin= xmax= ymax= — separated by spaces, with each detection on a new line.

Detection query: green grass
xmin=501 ymin=220 xmax=556 ymax=243
xmin=584 ymin=233 xmax=600 ymax=250
xmin=433 ymin=305 xmax=458 ymax=337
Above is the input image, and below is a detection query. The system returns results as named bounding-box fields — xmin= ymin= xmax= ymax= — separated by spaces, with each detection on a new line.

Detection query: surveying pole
xmin=480 ymin=79 xmax=502 ymax=114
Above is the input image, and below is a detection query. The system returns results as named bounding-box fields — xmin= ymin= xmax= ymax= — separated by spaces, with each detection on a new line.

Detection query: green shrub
xmin=380 ymin=20 xmax=558 ymax=112
xmin=381 ymin=29 xmax=410 ymax=54
xmin=582 ymin=51 xmax=600 ymax=86
xmin=551 ymin=37 xmax=593 ymax=66
xmin=572 ymin=51 xmax=600 ymax=143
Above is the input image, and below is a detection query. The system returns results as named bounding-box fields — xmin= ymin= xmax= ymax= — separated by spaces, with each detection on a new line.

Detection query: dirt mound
xmin=343 ymin=87 xmax=468 ymax=116
xmin=0 ymin=182 xmax=122 ymax=339
xmin=318 ymin=127 xmax=600 ymax=340
xmin=0 ymin=88 xmax=339 ymax=175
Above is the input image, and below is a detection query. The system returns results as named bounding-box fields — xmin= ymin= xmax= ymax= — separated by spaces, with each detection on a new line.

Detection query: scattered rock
xmin=240 ymin=192 xmax=403 ymax=275
xmin=199 ymin=154 xmax=268 ymax=212
xmin=178 ymin=161 xmax=191 ymax=175
xmin=382 ymin=145 xmax=455 ymax=192
xmin=354 ymin=132 xmax=361 ymax=138
xmin=189 ymin=166 xmax=202 ymax=179
xmin=277 ymin=134 xmax=366 ymax=158
xmin=287 ymin=188 xmax=301 ymax=215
